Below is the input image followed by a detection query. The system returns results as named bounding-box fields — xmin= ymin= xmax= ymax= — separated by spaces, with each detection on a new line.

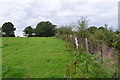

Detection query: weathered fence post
xmin=75 ymin=37 xmax=78 ymax=49
xmin=85 ymin=38 xmax=89 ymax=53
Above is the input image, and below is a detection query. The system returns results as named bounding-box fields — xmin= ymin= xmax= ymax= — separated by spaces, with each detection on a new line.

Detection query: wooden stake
xmin=85 ymin=38 xmax=89 ymax=53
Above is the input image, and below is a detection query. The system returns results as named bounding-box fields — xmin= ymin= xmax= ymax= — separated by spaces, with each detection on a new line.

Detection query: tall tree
xmin=36 ymin=21 xmax=56 ymax=37
xmin=23 ymin=26 xmax=33 ymax=37
xmin=76 ymin=17 xmax=89 ymax=49
xmin=2 ymin=22 xmax=16 ymax=37
xmin=86 ymin=26 xmax=97 ymax=34
xmin=77 ymin=17 xmax=89 ymax=40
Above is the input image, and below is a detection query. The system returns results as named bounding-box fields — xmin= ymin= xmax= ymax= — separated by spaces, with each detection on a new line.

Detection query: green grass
xmin=2 ymin=37 xmax=69 ymax=78
xmin=2 ymin=37 xmax=117 ymax=78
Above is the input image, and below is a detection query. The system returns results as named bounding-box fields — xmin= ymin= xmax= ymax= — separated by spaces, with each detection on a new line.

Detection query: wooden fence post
xmin=75 ymin=37 xmax=78 ymax=49
xmin=85 ymin=38 xmax=89 ymax=53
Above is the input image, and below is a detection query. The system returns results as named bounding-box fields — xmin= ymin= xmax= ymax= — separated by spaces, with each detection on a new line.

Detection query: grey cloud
xmin=0 ymin=0 xmax=118 ymax=36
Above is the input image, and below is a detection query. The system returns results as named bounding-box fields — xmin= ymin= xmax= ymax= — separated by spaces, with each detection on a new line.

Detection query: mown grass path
xmin=2 ymin=37 xmax=69 ymax=78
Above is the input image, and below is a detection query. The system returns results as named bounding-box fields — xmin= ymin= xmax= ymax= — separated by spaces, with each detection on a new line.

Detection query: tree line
xmin=55 ymin=18 xmax=120 ymax=53
xmin=0 ymin=21 xmax=56 ymax=37
xmin=0 ymin=20 xmax=120 ymax=52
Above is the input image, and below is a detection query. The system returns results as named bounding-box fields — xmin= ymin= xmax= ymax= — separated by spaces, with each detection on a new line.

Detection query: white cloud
xmin=0 ymin=0 xmax=118 ymax=36
xmin=56 ymin=10 xmax=74 ymax=17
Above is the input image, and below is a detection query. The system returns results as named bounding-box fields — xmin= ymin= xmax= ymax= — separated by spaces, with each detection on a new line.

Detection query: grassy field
xmin=2 ymin=37 xmax=117 ymax=78
xmin=2 ymin=37 xmax=69 ymax=78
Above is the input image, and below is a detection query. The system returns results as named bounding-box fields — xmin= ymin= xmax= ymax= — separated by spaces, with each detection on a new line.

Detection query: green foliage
xmin=23 ymin=26 xmax=33 ymax=37
xmin=65 ymin=43 xmax=117 ymax=78
xmin=56 ymin=26 xmax=73 ymax=35
xmin=22 ymin=21 xmax=56 ymax=37
xmin=56 ymin=19 xmax=118 ymax=78
xmin=35 ymin=21 xmax=56 ymax=37
xmin=2 ymin=22 xmax=16 ymax=37
xmin=55 ymin=26 xmax=74 ymax=41
xmin=77 ymin=17 xmax=89 ymax=39
xmin=86 ymin=25 xmax=119 ymax=51
xmin=115 ymin=36 xmax=120 ymax=51
xmin=86 ymin=26 xmax=97 ymax=34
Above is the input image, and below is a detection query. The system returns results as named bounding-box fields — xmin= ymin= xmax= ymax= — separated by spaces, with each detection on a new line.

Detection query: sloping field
xmin=2 ymin=37 xmax=69 ymax=78
xmin=2 ymin=37 xmax=117 ymax=78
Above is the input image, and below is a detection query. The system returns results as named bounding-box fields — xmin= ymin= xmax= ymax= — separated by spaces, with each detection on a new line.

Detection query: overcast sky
xmin=0 ymin=0 xmax=119 ymax=36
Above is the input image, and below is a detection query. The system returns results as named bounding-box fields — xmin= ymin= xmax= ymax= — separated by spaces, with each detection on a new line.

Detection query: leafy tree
xmin=77 ymin=17 xmax=89 ymax=40
xmin=86 ymin=26 xmax=97 ymax=34
xmin=2 ymin=22 xmax=16 ymax=37
xmin=115 ymin=30 xmax=120 ymax=35
xmin=98 ymin=27 xmax=106 ymax=31
xmin=87 ymin=25 xmax=119 ymax=50
xmin=56 ymin=26 xmax=73 ymax=35
xmin=23 ymin=26 xmax=33 ymax=37
xmin=36 ymin=21 xmax=56 ymax=37
xmin=74 ymin=17 xmax=89 ymax=48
